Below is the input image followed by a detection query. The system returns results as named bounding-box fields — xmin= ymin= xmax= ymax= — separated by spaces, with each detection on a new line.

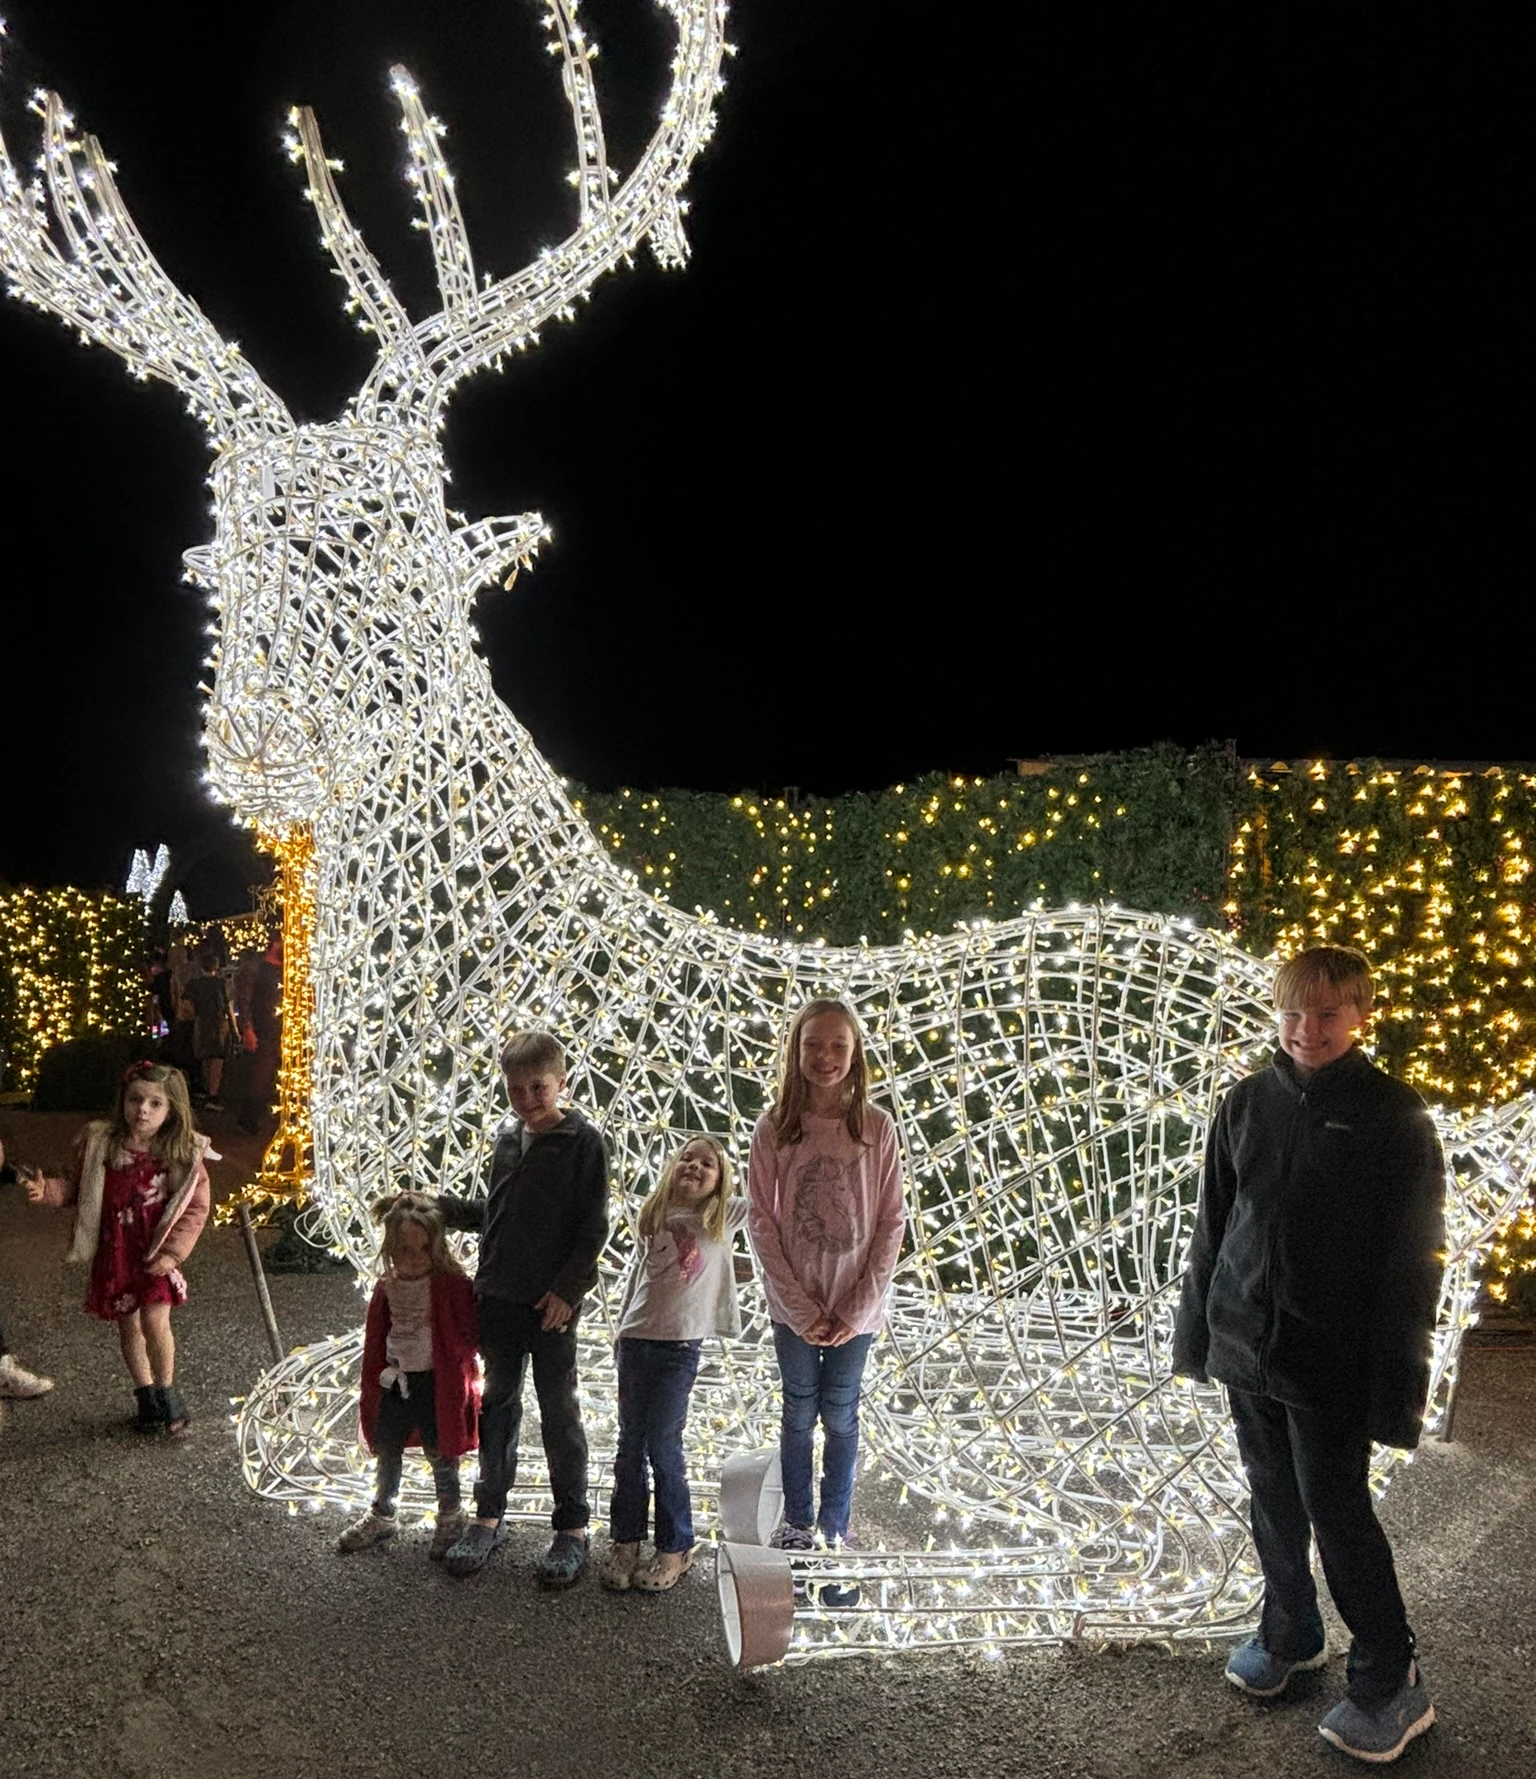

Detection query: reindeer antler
xmin=338 ymin=0 xmax=729 ymax=419
xmin=0 ymin=49 xmax=288 ymax=436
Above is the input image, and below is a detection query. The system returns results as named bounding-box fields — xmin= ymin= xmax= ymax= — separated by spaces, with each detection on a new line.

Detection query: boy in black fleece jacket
xmin=1173 ymin=947 xmax=1445 ymax=1765
xmin=437 ymin=1030 xmax=608 ymax=1586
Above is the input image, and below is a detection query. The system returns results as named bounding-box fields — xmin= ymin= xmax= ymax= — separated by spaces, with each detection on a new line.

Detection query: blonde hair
xmin=499 ymin=1028 xmax=566 ymax=1076
xmin=636 ymin=1134 xmax=734 ymax=1245
xmin=769 ymin=998 xmax=870 ymax=1147
xmin=111 ymin=1062 xmax=198 ymax=1167
xmin=370 ymin=1191 xmax=465 ymax=1277
xmin=1273 ymin=946 xmax=1374 ymax=1015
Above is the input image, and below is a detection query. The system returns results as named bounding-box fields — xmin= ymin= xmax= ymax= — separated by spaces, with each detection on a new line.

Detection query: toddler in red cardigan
xmin=338 ymin=1191 xmax=480 ymax=1559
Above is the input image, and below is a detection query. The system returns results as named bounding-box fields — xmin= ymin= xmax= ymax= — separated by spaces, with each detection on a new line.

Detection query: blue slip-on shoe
xmin=443 ymin=1518 xmax=506 ymax=1578
xmin=537 ymin=1529 xmax=590 ymax=1588
xmin=1225 ymin=1634 xmax=1328 ymax=1698
xmin=1318 ymin=1662 xmax=1435 ymax=1764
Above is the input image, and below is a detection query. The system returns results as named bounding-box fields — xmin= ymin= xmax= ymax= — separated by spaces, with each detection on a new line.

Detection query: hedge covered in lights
xmin=575 ymin=744 xmax=1235 ymax=943
xmin=0 ymin=885 xmax=146 ymax=1091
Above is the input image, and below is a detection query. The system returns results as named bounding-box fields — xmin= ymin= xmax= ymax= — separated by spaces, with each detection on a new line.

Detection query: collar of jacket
xmin=1268 ymin=1044 xmax=1373 ymax=1101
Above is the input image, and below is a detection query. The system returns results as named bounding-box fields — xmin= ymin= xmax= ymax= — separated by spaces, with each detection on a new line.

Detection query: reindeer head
xmin=0 ymin=3 xmax=728 ymax=828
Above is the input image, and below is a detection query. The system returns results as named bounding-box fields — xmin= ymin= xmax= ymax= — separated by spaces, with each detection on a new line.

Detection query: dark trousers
xmin=371 ymin=1371 xmax=461 ymax=1513
xmin=1228 ymin=1387 xmax=1414 ymax=1707
xmin=610 ymin=1338 xmax=702 ymax=1552
xmin=474 ymin=1295 xmax=589 ymax=1531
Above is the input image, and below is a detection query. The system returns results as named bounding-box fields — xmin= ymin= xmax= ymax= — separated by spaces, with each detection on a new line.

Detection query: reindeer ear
xmin=450 ymin=514 xmax=551 ymax=600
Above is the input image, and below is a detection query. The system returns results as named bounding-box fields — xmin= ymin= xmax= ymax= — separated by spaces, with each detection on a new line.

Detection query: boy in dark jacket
xmin=437 ymin=1029 xmax=609 ymax=1586
xmin=1173 ymin=946 xmax=1445 ymax=1765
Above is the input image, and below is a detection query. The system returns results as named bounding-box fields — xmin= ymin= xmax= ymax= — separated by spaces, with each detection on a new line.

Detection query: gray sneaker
xmin=336 ymin=1509 xmax=397 ymax=1554
xmin=1318 ymin=1662 xmax=1435 ymax=1763
xmin=0 ymin=1354 xmax=54 ymax=1399
xmin=768 ymin=1521 xmax=816 ymax=1553
xmin=1226 ymin=1634 xmax=1328 ymax=1697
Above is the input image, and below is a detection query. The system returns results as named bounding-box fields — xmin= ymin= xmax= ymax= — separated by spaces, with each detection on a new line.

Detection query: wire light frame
xmin=2 ymin=3 xmax=1529 ymax=1664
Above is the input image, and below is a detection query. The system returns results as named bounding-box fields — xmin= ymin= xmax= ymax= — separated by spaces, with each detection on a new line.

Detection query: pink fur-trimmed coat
xmin=36 ymin=1121 xmax=214 ymax=1270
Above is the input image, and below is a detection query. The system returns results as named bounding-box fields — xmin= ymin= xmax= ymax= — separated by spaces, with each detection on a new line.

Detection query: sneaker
xmin=632 ymin=1546 xmax=696 ymax=1593
xmin=537 ymin=1530 xmax=591 ymax=1589
xmin=599 ymin=1541 xmax=643 ymax=1592
xmin=1225 ymin=1634 xmax=1328 ymax=1698
xmin=1318 ymin=1663 xmax=1435 ymax=1764
xmin=429 ymin=1507 xmax=468 ymax=1561
xmin=444 ymin=1519 xmax=506 ymax=1578
xmin=768 ymin=1521 xmax=816 ymax=1552
xmin=337 ymin=1509 xmax=397 ymax=1554
xmin=0 ymin=1354 xmax=54 ymax=1399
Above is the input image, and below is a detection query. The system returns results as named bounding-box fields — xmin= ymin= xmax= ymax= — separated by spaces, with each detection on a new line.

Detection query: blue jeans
xmin=610 ymin=1338 xmax=702 ymax=1553
xmin=771 ymin=1323 xmax=875 ymax=1542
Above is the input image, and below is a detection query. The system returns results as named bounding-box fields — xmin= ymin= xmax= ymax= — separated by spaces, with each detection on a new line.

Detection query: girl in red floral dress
xmin=23 ymin=1062 xmax=213 ymax=1435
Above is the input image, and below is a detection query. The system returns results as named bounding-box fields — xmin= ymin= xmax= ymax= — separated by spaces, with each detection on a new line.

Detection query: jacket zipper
xmin=1257 ymin=1082 xmax=1307 ymax=1391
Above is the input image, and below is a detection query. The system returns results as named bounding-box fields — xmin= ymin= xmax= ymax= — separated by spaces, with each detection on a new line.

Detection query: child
xmin=1173 ymin=946 xmax=1446 ymax=1766
xmin=436 ymin=1029 xmax=609 ymax=1586
xmin=747 ymin=998 xmax=905 ymax=1598
xmin=23 ymin=1062 xmax=213 ymax=1435
xmin=601 ymin=1133 xmax=745 ymax=1593
xmin=338 ymin=1191 xmax=480 ymax=1559
xmin=0 ymin=1136 xmax=54 ymax=1400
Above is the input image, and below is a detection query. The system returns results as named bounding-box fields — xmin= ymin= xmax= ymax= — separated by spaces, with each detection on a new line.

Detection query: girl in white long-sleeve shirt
xmin=601 ymin=1134 xmax=744 ymax=1594
xmin=747 ymin=999 xmax=905 ymax=1580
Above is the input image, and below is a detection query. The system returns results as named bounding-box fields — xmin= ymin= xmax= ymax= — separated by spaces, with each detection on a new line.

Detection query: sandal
xmin=632 ymin=1546 xmax=696 ymax=1593
xmin=599 ymin=1541 xmax=643 ymax=1592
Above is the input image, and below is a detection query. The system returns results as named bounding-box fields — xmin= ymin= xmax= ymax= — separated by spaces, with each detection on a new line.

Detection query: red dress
xmin=84 ymin=1150 xmax=190 ymax=1321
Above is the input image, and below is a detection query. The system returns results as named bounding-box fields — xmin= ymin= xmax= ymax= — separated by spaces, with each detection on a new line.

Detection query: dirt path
xmin=1 ymin=1107 xmax=1532 ymax=1779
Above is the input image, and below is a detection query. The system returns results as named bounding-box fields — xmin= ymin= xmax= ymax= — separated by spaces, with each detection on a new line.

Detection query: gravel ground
xmin=1 ymin=1107 xmax=1532 ymax=1779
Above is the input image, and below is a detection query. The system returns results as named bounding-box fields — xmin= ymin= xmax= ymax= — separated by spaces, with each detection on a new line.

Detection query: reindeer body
xmin=4 ymin=3 xmax=1530 ymax=1659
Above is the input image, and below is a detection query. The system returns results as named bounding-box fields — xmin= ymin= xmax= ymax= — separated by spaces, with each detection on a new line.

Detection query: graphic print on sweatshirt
xmin=672 ymin=1224 xmax=704 ymax=1284
xmin=791 ymin=1153 xmax=861 ymax=1253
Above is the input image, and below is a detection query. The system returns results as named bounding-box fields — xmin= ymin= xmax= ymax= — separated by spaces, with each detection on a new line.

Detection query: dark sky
xmin=0 ymin=3 xmax=1529 ymax=909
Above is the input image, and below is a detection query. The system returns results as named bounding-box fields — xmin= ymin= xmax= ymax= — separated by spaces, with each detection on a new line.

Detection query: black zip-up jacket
xmin=1172 ymin=1045 xmax=1445 ymax=1449
xmin=438 ymin=1108 xmax=609 ymax=1310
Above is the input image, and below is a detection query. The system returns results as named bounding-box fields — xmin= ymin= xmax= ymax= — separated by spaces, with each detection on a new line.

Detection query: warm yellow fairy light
xmin=3 ymin=7 xmax=1530 ymax=1667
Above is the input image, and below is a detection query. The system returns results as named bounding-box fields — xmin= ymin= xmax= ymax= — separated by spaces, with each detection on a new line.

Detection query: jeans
xmin=1228 ymin=1387 xmax=1415 ymax=1707
xmin=771 ymin=1322 xmax=875 ymax=1542
xmin=474 ymin=1295 xmax=590 ymax=1531
xmin=372 ymin=1371 xmax=461 ymax=1513
xmin=610 ymin=1338 xmax=702 ymax=1553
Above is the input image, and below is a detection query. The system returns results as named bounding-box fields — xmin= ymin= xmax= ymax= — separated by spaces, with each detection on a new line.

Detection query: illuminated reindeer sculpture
xmin=3 ymin=3 xmax=1530 ymax=1664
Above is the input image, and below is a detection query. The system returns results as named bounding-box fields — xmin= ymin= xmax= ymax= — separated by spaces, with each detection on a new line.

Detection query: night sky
xmin=0 ymin=4 xmax=1527 ymax=910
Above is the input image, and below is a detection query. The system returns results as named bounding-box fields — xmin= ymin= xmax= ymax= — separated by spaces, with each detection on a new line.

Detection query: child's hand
xmin=535 ymin=1290 xmax=573 ymax=1332
xmin=145 ymin=1254 xmax=179 ymax=1278
xmin=20 ymin=1166 xmax=47 ymax=1205
xmin=803 ymin=1314 xmax=834 ymax=1345
xmin=821 ymin=1317 xmax=859 ymax=1348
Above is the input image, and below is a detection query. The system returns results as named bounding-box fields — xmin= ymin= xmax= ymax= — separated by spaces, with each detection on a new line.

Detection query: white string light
xmin=2 ymin=4 xmax=1529 ymax=1664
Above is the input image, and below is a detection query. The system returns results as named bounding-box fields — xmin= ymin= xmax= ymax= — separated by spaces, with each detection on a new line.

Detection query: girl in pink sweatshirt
xmin=747 ymin=999 xmax=905 ymax=1591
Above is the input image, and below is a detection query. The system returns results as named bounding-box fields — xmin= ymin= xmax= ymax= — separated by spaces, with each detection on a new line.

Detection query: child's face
xmin=1276 ymin=996 xmax=1367 ymax=1078
xmin=122 ymin=1080 xmax=172 ymax=1146
xmin=670 ymin=1139 xmax=722 ymax=1207
xmin=798 ymin=1010 xmax=856 ymax=1098
xmin=390 ymin=1220 xmax=433 ymax=1280
xmin=504 ymin=1066 xmax=566 ymax=1133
